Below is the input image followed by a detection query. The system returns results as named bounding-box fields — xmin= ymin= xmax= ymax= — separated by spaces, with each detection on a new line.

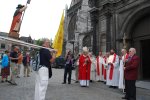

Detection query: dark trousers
xmin=125 ymin=80 xmax=136 ymax=100
xmin=63 ymin=64 xmax=72 ymax=83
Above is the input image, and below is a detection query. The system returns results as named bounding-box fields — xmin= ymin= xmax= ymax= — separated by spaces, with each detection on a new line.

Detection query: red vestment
xmin=78 ymin=54 xmax=91 ymax=80
xmin=124 ymin=53 xmax=129 ymax=62
xmin=96 ymin=56 xmax=100 ymax=75
xmin=9 ymin=10 xmax=22 ymax=33
xmin=109 ymin=53 xmax=116 ymax=80
xmin=103 ymin=57 xmax=107 ymax=80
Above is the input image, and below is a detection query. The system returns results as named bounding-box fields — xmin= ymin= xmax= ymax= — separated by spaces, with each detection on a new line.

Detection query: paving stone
xmin=0 ymin=69 xmax=149 ymax=100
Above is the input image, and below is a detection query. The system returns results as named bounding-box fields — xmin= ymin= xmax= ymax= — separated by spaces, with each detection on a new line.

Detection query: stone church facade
xmin=65 ymin=0 xmax=150 ymax=80
xmin=88 ymin=0 xmax=150 ymax=80
xmin=64 ymin=0 xmax=92 ymax=56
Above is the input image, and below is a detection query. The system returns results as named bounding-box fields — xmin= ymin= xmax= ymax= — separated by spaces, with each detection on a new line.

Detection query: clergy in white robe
xmin=89 ymin=53 xmax=96 ymax=81
xmin=96 ymin=51 xmax=104 ymax=81
xmin=106 ymin=49 xmax=119 ymax=87
xmin=103 ymin=52 xmax=110 ymax=83
xmin=119 ymin=49 xmax=129 ymax=89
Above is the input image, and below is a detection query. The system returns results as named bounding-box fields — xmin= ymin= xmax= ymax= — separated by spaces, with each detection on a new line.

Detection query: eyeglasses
xmin=45 ymin=41 xmax=50 ymax=43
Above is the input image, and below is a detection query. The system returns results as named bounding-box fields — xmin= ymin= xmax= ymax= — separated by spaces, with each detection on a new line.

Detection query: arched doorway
xmin=68 ymin=14 xmax=77 ymax=40
xmin=132 ymin=14 xmax=150 ymax=80
xmin=123 ymin=7 xmax=150 ymax=80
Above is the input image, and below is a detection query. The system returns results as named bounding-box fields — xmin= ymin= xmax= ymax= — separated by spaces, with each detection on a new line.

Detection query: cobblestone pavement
xmin=0 ymin=68 xmax=150 ymax=100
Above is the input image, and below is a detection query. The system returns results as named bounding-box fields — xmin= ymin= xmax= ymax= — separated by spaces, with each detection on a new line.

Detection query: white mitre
xmin=82 ymin=46 xmax=88 ymax=52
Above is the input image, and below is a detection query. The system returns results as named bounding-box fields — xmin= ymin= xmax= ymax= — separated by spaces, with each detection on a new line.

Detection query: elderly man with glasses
xmin=122 ymin=48 xmax=140 ymax=100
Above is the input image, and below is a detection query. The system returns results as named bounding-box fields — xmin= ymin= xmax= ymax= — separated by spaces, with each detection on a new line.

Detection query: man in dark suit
xmin=122 ymin=48 xmax=140 ymax=100
xmin=23 ymin=52 xmax=30 ymax=77
xmin=62 ymin=50 xmax=74 ymax=84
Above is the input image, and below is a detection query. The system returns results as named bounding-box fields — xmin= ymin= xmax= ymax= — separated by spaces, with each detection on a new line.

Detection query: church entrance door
xmin=141 ymin=39 xmax=150 ymax=80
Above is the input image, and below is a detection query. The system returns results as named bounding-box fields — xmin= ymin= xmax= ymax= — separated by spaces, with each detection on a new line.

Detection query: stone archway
xmin=132 ymin=14 xmax=150 ymax=80
xmin=122 ymin=6 xmax=150 ymax=80
xmin=120 ymin=4 xmax=150 ymax=39
xmin=68 ymin=14 xmax=77 ymax=40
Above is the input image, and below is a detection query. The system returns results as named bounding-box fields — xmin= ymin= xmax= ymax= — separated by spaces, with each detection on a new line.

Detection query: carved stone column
xmin=90 ymin=10 xmax=98 ymax=56
xmin=105 ymin=12 xmax=112 ymax=52
xmin=88 ymin=0 xmax=99 ymax=56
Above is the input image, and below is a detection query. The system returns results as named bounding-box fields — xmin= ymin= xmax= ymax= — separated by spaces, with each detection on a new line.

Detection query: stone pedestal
xmin=8 ymin=32 xmax=19 ymax=39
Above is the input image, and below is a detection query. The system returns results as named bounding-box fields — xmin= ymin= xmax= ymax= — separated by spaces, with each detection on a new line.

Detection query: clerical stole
xmin=109 ymin=54 xmax=116 ymax=80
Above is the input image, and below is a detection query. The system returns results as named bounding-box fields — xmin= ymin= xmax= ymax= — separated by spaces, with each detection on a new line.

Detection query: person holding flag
xmin=34 ymin=39 xmax=56 ymax=100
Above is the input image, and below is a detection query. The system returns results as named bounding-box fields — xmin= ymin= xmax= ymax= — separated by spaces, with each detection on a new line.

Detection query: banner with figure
xmin=52 ymin=12 xmax=64 ymax=57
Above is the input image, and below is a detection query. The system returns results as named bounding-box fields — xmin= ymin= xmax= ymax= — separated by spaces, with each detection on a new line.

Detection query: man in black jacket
xmin=9 ymin=46 xmax=19 ymax=85
xmin=62 ymin=50 xmax=74 ymax=84
xmin=23 ymin=52 xmax=30 ymax=77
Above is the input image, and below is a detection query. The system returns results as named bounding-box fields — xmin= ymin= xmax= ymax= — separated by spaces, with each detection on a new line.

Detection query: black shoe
xmin=16 ymin=76 xmax=20 ymax=78
xmin=7 ymin=80 xmax=17 ymax=85
xmin=113 ymin=86 xmax=118 ymax=89
xmin=97 ymin=80 xmax=101 ymax=82
xmin=122 ymin=97 xmax=128 ymax=99
xmin=62 ymin=82 xmax=66 ymax=84
xmin=7 ymin=80 xmax=12 ymax=84
xmin=68 ymin=82 xmax=71 ymax=84
xmin=124 ymin=89 xmax=126 ymax=92
xmin=11 ymin=82 xmax=17 ymax=85
xmin=109 ymin=86 xmax=113 ymax=88
xmin=1 ymin=80 xmax=4 ymax=83
xmin=90 ymin=80 xmax=93 ymax=83
xmin=75 ymin=81 xmax=79 ymax=83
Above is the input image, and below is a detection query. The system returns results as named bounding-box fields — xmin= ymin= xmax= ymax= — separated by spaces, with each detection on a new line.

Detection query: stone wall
xmin=64 ymin=0 xmax=92 ymax=56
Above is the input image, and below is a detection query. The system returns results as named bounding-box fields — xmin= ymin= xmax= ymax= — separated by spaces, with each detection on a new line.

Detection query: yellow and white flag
xmin=52 ymin=12 xmax=64 ymax=57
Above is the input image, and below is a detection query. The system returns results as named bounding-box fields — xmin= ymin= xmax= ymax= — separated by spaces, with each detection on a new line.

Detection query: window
xmin=83 ymin=35 xmax=91 ymax=47
xmin=1 ymin=43 xmax=5 ymax=49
